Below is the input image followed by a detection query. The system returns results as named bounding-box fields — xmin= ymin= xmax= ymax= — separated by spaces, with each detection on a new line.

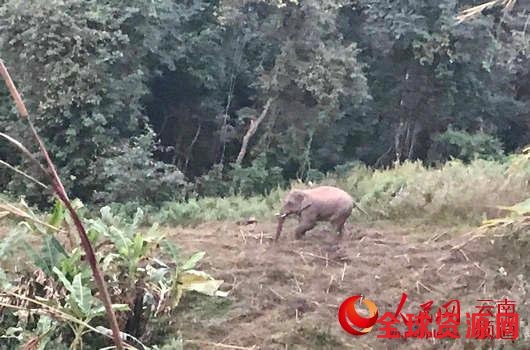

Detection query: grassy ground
xmin=163 ymin=218 xmax=529 ymax=350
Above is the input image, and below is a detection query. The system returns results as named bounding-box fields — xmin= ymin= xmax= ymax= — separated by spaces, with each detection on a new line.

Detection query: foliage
xmin=428 ymin=128 xmax=505 ymax=164
xmin=154 ymin=190 xmax=283 ymax=226
xmin=341 ymin=0 xmax=529 ymax=165
xmin=0 ymin=200 xmax=227 ymax=349
xmin=0 ymin=0 xmax=529 ymax=202
xmin=194 ymin=164 xmax=231 ymax=198
xmin=194 ymin=154 xmax=285 ymax=198
xmin=228 ymin=154 xmax=285 ymax=197
xmin=0 ymin=0 xmax=202 ymax=204
xmin=93 ymin=128 xmax=190 ymax=205
xmin=102 ymin=149 xmax=530 ymax=228
xmin=479 ymin=146 xmax=530 ymax=229
xmin=330 ymin=154 xmax=530 ymax=224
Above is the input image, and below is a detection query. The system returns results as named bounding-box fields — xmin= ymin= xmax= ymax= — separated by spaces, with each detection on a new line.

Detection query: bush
xmin=335 ymin=156 xmax=530 ymax=224
xmin=194 ymin=164 xmax=231 ymax=198
xmin=428 ymin=128 xmax=505 ymax=164
xmin=228 ymin=154 xmax=285 ymax=197
xmin=93 ymin=130 xmax=190 ymax=205
xmin=155 ymin=189 xmax=284 ymax=226
xmin=0 ymin=200 xmax=227 ymax=349
xmin=194 ymin=155 xmax=286 ymax=199
xmin=98 ymin=149 xmax=530 ymax=229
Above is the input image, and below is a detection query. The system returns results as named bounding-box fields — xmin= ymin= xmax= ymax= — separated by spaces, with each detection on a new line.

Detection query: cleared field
xmin=166 ymin=219 xmax=529 ymax=349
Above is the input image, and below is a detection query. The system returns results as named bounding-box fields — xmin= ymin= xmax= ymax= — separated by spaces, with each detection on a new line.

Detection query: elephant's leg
xmin=332 ymin=213 xmax=349 ymax=239
xmin=294 ymin=221 xmax=316 ymax=239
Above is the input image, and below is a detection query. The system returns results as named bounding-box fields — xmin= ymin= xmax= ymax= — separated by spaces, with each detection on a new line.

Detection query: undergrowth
xmin=330 ymin=156 xmax=530 ymax=225
xmin=107 ymin=153 xmax=530 ymax=227
xmin=0 ymin=200 xmax=227 ymax=349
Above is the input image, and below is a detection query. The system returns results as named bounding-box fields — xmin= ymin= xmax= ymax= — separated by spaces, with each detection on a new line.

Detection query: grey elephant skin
xmin=275 ymin=186 xmax=355 ymax=242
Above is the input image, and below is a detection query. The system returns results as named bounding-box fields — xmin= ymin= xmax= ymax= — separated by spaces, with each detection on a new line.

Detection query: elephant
xmin=274 ymin=186 xmax=366 ymax=242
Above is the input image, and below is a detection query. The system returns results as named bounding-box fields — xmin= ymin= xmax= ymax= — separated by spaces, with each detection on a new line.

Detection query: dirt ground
xmin=166 ymin=218 xmax=529 ymax=350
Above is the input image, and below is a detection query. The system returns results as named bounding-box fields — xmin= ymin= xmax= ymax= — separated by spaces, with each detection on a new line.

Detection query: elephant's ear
xmin=300 ymin=193 xmax=312 ymax=212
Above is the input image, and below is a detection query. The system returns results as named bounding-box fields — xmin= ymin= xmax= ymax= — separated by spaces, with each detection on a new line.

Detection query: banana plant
xmin=53 ymin=268 xmax=129 ymax=350
xmin=145 ymin=249 xmax=229 ymax=316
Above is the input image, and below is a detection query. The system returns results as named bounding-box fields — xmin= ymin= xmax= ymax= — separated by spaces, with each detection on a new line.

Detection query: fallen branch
xmin=185 ymin=340 xmax=256 ymax=350
xmin=393 ymin=254 xmax=410 ymax=264
xmin=326 ymin=275 xmax=335 ymax=294
xmin=457 ymin=248 xmax=470 ymax=262
xmin=450 ymin=234 xmax=485 ymax=251
xmin=428 ymin=231 xmax=448 ymax=243
xmin=299 ymin=251 xmax=342 ymax=266
xmin=341 ymin=263 xmax=347 ymax=281
xmin=292 ymin=274 xmax=303 ymax=294
xmin=416 ymin=280 xmax=434 ymax=294
xmin=268 ymin=287 xmax=286 ymax=301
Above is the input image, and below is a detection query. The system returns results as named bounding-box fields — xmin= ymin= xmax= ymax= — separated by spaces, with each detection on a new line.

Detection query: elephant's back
xmin=305 ymin=185 xmax=351 ymax=196
xmin=305 ymin=186 xmax=353 ymax=206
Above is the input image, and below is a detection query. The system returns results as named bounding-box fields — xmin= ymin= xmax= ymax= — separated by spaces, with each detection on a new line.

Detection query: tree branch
xmin=235 ymin=97 xmax=274 ymax=165
xmin=184 ymin=122 xmax=202 ymax=172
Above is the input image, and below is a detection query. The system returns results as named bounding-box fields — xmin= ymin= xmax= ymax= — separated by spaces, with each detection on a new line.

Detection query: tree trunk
xmin=235 ymin=97 xmax=274 ymax=165
xmin=184 ymin=123 xmax=202 ymax=172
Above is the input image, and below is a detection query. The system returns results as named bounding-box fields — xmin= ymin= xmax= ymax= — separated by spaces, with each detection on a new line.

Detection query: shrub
xmin=194 ymin=163 xmax=230 ymax=198
xmin=0 ymin=200 xmax=227 ymax=349
xmin=428 ymin=128 xmax=505 ymax=164
xmin=228 ymin=154 xmax=285 ymax=197
xmin=305 ymin=169 xmax=326 ymax=183
xmin=194 ymin=155 xmax=286 ymax=199
xmin=155 ymin=190 xmax=283 ymax=226
xmin=105 ymin=150 xmax=530 ymax=228
xmin=338 ymin=157 xmax=530 ymax=224
xmin=93 ymin=129 xmax=190 ymax=205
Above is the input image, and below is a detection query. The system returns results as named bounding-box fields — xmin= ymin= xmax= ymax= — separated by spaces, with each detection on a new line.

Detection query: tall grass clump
xmin=330 ymin=157 xmax=530 ymax=224
xmin=155 ymin=187 xmax=286 ymax=226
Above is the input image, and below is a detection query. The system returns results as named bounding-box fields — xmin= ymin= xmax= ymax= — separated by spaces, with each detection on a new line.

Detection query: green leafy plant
xmin=228 ymin=154 xmax=285 ymax=197
xmin=93 ymin=129 xmax=190 ymax=205
xmin=428 ymin=128 xmax=505 ymax=164
xmin=0 ymin=199 xmax=228 ymax=349
xmin=0 ymin=58 xmax=125 ymax=348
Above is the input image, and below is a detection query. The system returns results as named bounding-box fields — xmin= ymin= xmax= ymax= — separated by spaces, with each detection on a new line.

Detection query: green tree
xmin=219 ymin=0 xmax=371 ymax=178
xmin=340 ymin=0 xmax=528 ymax=165
xmin=0 ymin=0 xmax=200 ymax=204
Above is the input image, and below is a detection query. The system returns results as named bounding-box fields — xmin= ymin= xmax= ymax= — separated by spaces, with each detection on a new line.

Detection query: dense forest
xmin=0 ymin=0 xmax=529 ymax=206
xmin=1 ymin=2 xmax=529 ymax=350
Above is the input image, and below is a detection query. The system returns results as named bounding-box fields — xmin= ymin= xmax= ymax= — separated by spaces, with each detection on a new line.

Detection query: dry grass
xmin=162 ymin=219 xmax=529 ymax=349
xmin=324 ymin=158 xmax=530 ymax=225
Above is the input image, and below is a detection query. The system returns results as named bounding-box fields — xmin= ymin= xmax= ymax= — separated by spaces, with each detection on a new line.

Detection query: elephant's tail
xmin=352 ymin=201 xmax=369 ymax=216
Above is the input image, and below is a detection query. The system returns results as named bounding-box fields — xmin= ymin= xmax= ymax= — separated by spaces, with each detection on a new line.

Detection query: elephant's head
xmin=274 ymin=189 xmax=313 ymax=242
xmin=278 ymin=190 xmax=312 ymax=218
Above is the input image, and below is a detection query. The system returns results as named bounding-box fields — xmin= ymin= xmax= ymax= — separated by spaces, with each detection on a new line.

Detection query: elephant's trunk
xmin=274 ymin=211 xmax=288 ymax=242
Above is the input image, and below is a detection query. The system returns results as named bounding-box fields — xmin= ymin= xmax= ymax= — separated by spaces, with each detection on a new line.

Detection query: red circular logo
xmin=338 ymin=295 xmax=379 ymax=336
